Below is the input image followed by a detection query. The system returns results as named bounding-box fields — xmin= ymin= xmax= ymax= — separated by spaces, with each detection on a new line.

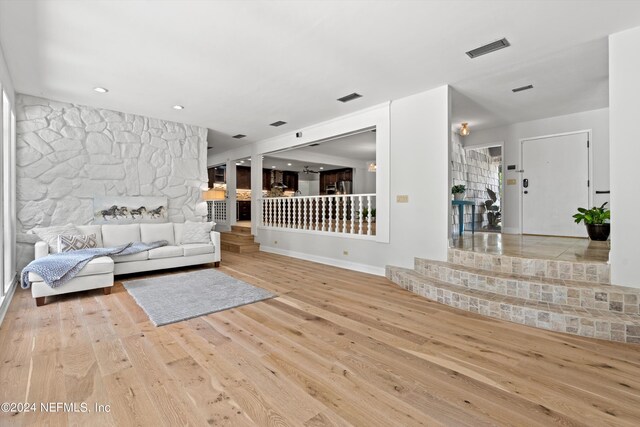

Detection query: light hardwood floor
xmin=1 ymin=250 xmax=639 ymax=426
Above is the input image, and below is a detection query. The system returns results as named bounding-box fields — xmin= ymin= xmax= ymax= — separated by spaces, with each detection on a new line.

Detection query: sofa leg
xmin=214 ymin=261 xmax=220 ymax=268
xmin=35 ymin=297 xmax=45 ymax=307
xmin=103 ymin=287 xmax=112 ymax=295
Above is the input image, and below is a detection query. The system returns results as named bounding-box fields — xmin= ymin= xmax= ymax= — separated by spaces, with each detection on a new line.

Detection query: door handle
xmin=523 ymin=178 xmax=529 ymax=188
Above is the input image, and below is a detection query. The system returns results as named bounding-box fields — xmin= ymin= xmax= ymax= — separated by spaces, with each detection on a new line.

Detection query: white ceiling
xmin=286 ymin=130 xmax=376 ymax=162
xmin=2 ymin=1 xmax=640 ymax=153
xmin=451 ymin=38 xmax=609 ymax=132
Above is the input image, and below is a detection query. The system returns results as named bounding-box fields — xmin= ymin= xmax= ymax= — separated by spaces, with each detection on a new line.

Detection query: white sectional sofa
xmin=30 ymin=222 xmax=221 ymax=306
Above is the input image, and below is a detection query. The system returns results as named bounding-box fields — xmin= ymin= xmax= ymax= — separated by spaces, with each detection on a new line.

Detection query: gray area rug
xmin=123 ymin=269 xmax=275 ymax=326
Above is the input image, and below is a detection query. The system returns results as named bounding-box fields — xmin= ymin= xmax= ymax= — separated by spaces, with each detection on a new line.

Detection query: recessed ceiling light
xmin=235 ymin=162 xmax=241 ymax=166
xmin=287 ymin=163 xmax=292 ymax=166
xmin=173 ymin=105 xmax=184 ymax=110
xmin=239 ymin=160 xmax=244 ymax=163
xmin=319 ymin=167 xmax=324 ymax=170
xmin=337 ymin=92 xmax=362 ymax=103
xmin=247 ymin=158 xmax=251 ymax=161
xmin=94 ymin=87 xmax=108 ymax=93
xmin=272 ymin=166 xmax=276 ymax=169
xmin=232 ymin=134 xmax=246 ymax=139
xmin=270 ymin=121 xmax=287 ymax=127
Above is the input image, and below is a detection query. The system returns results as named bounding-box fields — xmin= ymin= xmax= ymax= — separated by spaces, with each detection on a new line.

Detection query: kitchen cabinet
xmin=263 ymin=169 xmax=272 ymax=190
xmin=208 ymin=166 xmax=226 ymax=187
xmin=236 ymin=166 xmax=251 ymax=189
xmin=283 ymin=171 xmax=299 ymax=192
xmin=237 ymin=200 xmax=251 ymax=221
xmin=320 ymin=168 xmax=352 ymax=194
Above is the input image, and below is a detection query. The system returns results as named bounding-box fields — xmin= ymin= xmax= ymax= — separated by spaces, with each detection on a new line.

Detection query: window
xmin=0 ymin=89 xmax=14 ymax=297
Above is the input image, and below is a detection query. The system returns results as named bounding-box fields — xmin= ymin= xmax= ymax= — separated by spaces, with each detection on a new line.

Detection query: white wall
xmin=609 ymin=26 xmax=640 ymax=288
xmin=238 ymin=86 xmax=450 ymax=274
xmin=462 ymin=108 xmax=609 ymax=234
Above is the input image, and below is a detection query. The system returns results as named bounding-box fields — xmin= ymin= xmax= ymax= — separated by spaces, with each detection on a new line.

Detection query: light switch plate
xmin=507 ymin=179 xmax=517 ymax=185
xmin=396 ymin=195 xmax=409 ymax=203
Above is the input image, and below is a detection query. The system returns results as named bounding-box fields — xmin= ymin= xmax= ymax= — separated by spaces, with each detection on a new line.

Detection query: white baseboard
xmin=0 ymin=276 xmax=18 ymax=327
xmin=260 ymin=246 xmax=386 ymax=276
xmin=502 ymin=227 xmax=521 ymax=235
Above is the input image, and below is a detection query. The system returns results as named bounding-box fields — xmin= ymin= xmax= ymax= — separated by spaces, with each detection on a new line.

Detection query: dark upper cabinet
xmin=263 ymin=169 xmax=272 ymax=190
xmin=236 ymin=166 xmax=251 ymax=189
xmin=208 ymin=166 xmax=226 ymax=187
xmin=319 ymin=168 xmax=352 ymax=194
xmin=283 ymin=171 xmax=299 ymax=192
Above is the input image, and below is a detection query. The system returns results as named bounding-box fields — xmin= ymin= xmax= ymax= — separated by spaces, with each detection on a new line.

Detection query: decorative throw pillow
xmin=58 ymin=234 xmax=98 ymax=253
xmin=180 ymin=221 xmax=213 ymax=244
xmin=32 ymin=223 xmax=82 ymax=254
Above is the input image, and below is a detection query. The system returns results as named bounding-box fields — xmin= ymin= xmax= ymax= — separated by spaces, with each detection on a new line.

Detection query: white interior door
xmin=522 ymin=132 xmax=590 ymax=237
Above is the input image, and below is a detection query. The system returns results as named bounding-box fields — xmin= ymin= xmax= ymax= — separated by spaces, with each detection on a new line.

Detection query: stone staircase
xmin=220 ymin=225 xmax=260 ymax=253
xmin=386 ymin=248 xmax=640 ymax=344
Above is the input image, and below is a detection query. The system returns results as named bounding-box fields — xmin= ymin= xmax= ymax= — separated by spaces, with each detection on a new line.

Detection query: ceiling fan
xmin=302 ymin=166 xmax=320 ymax=174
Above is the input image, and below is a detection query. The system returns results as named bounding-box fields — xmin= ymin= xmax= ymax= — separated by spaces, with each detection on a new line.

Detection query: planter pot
xmin=453 ymin=193 xmax=465 ymax=201
xmin=586 ymin=223 xmax=610 ymax=241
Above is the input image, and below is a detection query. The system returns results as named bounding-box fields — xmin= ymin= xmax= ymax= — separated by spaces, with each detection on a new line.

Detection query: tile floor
xmin=450 ymin=232 xmax=610 ymax=263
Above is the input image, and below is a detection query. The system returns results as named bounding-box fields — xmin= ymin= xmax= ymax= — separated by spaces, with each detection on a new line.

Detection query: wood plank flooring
xmin=1 ymin=250 xmax=640 ymax=426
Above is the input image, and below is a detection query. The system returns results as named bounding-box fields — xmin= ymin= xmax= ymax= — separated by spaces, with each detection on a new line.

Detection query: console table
xmin=452 ymin=200 xmax=475 ymax=236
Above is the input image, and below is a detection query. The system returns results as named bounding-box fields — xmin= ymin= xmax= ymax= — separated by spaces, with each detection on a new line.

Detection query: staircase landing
xmin=387 ymin=248 xmax=640 ymax=344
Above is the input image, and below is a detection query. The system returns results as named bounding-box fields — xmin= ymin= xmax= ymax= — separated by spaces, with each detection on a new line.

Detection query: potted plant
xmin=452 ymin=185 xmax=466 ymax=201
xmin=361 ymin=207 xmax=376 ymax=223
xmin=572 ymin=202 xmax=610 ymax=241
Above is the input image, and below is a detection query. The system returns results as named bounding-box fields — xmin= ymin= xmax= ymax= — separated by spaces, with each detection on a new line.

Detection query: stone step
xmin=447 ymin=248 xmax=610 ymax=284
xmin=415 ymin=259 xmax=640 ymax=316
xmin=386 ymin=266 xmax=640 ymax=344
xmin=221 ymin=231 xmax=257 ymax=244
xmin=220 ymin=241 xmax=260 ymax=253
xmin=231 ymin=225 xmax=252 ymax=234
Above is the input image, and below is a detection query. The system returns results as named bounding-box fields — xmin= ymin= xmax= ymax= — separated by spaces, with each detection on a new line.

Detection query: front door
xmin=522 ymin=132 xmax=590 ymax=237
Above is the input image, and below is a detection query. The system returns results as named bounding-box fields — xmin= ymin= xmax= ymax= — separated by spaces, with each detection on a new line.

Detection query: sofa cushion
xmin=182 ymin=243 xmax=214 ymax=257
xmin=102 ymin=224 xmax=140 ymax=247
xmin=173 ymin=222 xmax=184 ymax=245
xmin=32 ymin=223 xmax=82 ymax=254
xmin=113 ymin=251 xmax=149 ymax=263
xmin=140 ymin=223 xmax=175 ymax=245
xmin=76 ymin=225 xmax=104 ymax=247
xmin=180 ymin=221 xmax=214 ymax=244
xmin=58 ymin=233 xmax=98 ymax=252
xmin=28 ymin=256 xmax=113 ymax=282
xmin=148 ymin=246 xmax=183 ymax=260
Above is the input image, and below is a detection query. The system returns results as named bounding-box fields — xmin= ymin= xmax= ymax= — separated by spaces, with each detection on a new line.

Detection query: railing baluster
xmin=357 ymin=196 xmax=363 ymax=234
xmin=312 ymin=197 xmax=318 ymax=230
xmin=342 ymin=195 xmax=347 ymax=233
xmin=349 ymin=195 xmax=355 ymax=234
xmin=320 ymin=197 xmax=325 ymax=231
xmin=366 ymin=195 xmax=372 ymax=236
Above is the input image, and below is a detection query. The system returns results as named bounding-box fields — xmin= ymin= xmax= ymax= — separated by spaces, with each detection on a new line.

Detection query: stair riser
xmin=220 ymin=243 xmax=260 ymax=253
xmin=221 ymin=235 xmax=256 ymax=244
xmin=416 ymin=260 xmax=640 ymax=316
xmin=386 ymin=267 xmax=640 ymax=344
xmin=231 ymin=226 xmax=252 ymax=234
xmin=447 ymin=249 xmax=610 ymax=284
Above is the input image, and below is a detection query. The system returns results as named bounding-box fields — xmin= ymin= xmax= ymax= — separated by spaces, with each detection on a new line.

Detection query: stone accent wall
xmin=15 ymin=94 xmax=208 ymax=267
xmin=451 ymin=136 xmax=500 ymax=231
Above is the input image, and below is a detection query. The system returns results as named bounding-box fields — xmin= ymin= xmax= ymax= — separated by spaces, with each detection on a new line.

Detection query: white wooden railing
xmin=259 ymin=194 xmax=376 ymax=237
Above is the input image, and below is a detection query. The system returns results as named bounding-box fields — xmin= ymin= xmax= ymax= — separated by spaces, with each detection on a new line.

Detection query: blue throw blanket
xmin=21 ymin=240 xmax=168 ymax=289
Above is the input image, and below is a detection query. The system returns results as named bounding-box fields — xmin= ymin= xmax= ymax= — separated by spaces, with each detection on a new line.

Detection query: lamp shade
xmin=202 ymin=188 xmax=226 ymax=201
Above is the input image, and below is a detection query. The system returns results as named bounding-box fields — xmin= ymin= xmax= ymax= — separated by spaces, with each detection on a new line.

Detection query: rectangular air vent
xmin=309 ymin=143 xmax=320 ymax=147
xmin=512 ymin=84 xmax=534 ymax=93
xmin=466 ymin=38 xmax=510 ymax=59
xmin=270 ymin=121 xmax=287 ymax=127
xmin=337 ymin=92 xmax=362 ymax=103
xmin=232 ymin=134 xmax=246 ymax=139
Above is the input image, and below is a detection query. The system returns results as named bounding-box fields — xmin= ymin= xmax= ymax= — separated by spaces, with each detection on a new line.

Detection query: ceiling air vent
xmin=512 ymin=84 xmax=534 ymax=93
xmin=466 ymin=38 xmax=510 ymax=59
xmin=270 ymin=121 xmax=287 ymax=127
xmin=232 ymin=134 xmax=246 ymax=139
xmin=337 ymin=92 xmax=362 ymax=103
xmin=309 ymin=143 xmax=320 ymax=147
